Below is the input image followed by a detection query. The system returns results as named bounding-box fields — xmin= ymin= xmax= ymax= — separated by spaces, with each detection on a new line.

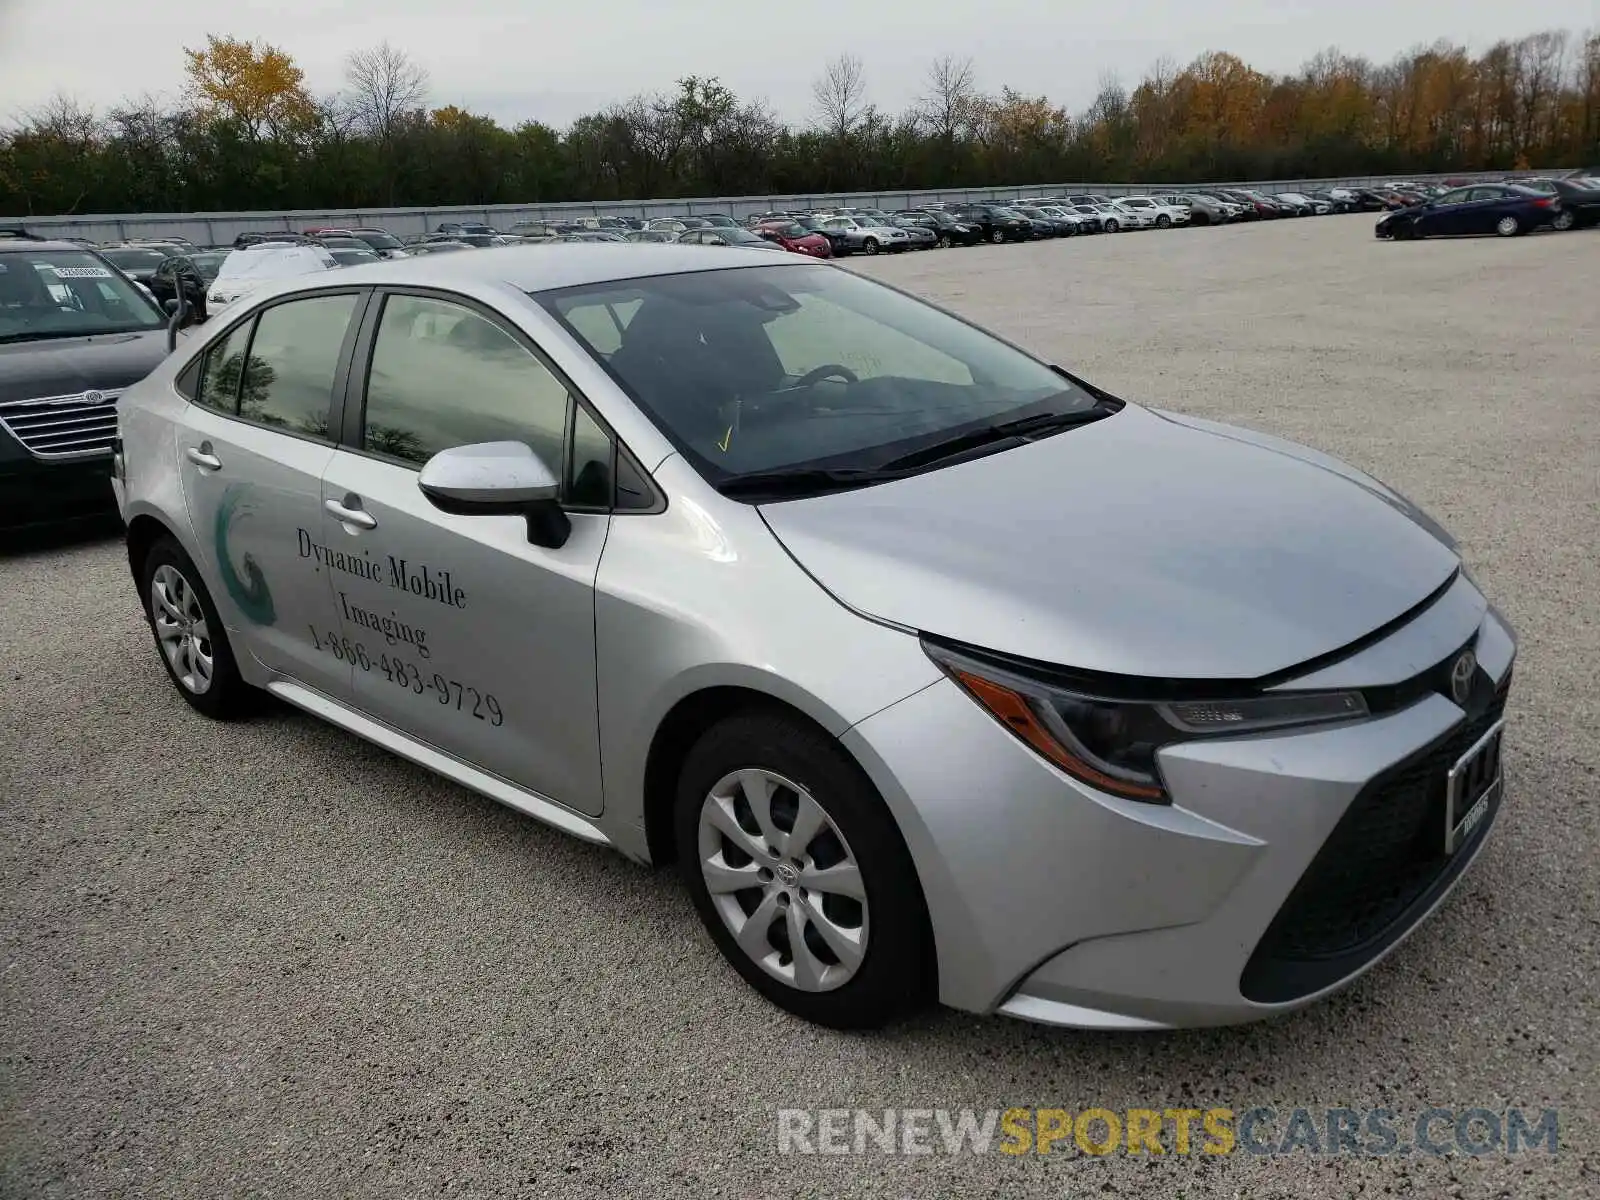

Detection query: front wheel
xmin=937 ymin=233 xmax=952 ymax=249
xmin=989 ymin=228 xmax=1004 ymax=244
xmin=675 ymin=712 xmax=933 ymax=1029
xmin=1495 ymin=215 xmax=1522 ymax=238
xmin=862 ymin=237 xmax=880 ymax=255
xmin=1104 ymin=219 xmax=1120 ymax=233
xmin=1155 ymin=214 xmax=1172 ymax=228
xmin=139 ymin=535 xmax=255 ymax=719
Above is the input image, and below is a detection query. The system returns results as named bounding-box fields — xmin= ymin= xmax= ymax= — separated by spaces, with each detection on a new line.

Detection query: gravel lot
xmin=3 ymin=215 xmax=1596 ymax=1198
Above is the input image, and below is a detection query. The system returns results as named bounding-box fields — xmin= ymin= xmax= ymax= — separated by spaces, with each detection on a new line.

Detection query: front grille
xmin=0 ymin=390 xmax=122 ymax=459
xmin=1241 ymin=676 xmax=1509 ymax=1004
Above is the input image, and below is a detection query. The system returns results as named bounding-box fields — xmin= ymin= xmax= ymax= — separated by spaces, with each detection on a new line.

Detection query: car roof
xmin=0 ymin=236 xmax=100 ymax=253
xmin=293 ymin=243 xmax=813 ymax=294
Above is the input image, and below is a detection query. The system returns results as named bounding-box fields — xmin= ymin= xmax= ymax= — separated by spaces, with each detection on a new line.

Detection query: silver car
xmin=114 ymin=247 xmax=1515 ymax=1032
xmin=810 ymin=215 xmax=910 ymax=255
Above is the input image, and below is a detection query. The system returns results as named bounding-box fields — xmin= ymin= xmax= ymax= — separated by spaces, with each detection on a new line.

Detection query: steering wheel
xmin=793 ymin=363 xmax=859 ymax=389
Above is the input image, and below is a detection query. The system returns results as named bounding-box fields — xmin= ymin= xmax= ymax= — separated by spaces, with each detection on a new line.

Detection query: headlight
xmin=924 ymin=641 xmax=1368 ymax=803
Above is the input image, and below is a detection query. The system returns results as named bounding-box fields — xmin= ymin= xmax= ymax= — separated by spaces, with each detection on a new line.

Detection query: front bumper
xmin=843 ymin=582 xmax=1516 ymax=1028
xmin=0 ymin=451 xmax=118 ymax=530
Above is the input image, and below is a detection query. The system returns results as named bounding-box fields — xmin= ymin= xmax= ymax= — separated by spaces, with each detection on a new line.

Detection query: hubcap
xmin=1498 ymin=217 xmax=1517 ymax=235
xmin=150 ymin=563 xmax=214 ymax=695
xmin=697 ymin=768 xmax=868 ymax=993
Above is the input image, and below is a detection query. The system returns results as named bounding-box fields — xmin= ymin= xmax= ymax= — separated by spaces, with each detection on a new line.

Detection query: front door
xmin=176 ymin=291 xmax=366 ymax=700
xmin=320 ymin=290 xmax=609 ymax=816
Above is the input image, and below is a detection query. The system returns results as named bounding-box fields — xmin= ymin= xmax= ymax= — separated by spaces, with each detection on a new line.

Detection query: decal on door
xmin=213 ymin=485 xmax=276 ymax=624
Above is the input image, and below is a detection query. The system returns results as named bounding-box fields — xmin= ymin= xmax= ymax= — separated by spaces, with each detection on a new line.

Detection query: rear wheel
xmin=139 ymin=536 xmax=254 ymax=720
xmin=1551 ymin=210 xmax=1575 ymax=232
xmin=1104 ymin=219 xmax=1120 ymax=233
xmin=675 ymin=712 xmax=933 ymax=1029
xmin=1495 ymin=215 xmax=1521 ymax=238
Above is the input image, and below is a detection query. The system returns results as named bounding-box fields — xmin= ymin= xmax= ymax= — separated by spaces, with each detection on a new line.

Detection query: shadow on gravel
xmin=0 ymin=514 xmax=124 ymax=560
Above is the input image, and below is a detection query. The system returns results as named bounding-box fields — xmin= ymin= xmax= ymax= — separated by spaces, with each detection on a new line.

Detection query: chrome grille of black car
xmin=0 ymin=390 xmax=122 ymax=459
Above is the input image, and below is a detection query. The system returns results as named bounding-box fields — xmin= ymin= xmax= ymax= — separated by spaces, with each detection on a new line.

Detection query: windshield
xmin=354 ymin=231 xmax=402 ymax=250
xmin=330 ymin=249 xmax=381 ymax=266
xmin=101 ymin=248 xmax=167 ymax=272
xmin=190 ymin=252 xmax=228 ymax=281
xmin=539 ymin=263 xmax=1096 ymax=488
xmin=0 ymin=249 xmax=165 ymax=340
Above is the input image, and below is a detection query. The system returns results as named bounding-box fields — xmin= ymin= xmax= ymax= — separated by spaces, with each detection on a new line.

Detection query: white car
xmin=208 ymin=245 xmax=340 ymax=312
xmin=1113 ymin=197 xmax=1190 ymax=228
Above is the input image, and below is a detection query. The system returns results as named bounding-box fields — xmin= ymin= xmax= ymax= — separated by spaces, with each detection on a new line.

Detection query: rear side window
xmin=195 ymin=321 xmax=253 ymax=412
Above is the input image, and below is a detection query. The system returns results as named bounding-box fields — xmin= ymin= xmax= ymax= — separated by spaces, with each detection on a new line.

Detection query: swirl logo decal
xmin=213 ymin=485 xmax=276 ymax=625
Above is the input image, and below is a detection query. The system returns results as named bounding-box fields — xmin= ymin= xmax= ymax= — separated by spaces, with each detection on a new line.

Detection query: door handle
xmin=185 ymin=444 xmax=221 ymax=471
xmin=325 ymin=497 xmax=378 ymax=530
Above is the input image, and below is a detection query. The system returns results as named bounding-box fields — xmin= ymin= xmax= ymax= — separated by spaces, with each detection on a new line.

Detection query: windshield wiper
xmin=874 ymin=400 xmax=1119 ymax=473
xmin=716 ymin=466 xmax=906 ymax=500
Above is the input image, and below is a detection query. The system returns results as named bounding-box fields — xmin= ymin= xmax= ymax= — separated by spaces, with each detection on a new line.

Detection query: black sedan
xmin=895 ymin=210 xmax=984 ymax=247
xmin=1551 ymin=177 xmax=1600 ymax=229
xmin=1376 ymin=184 xmax=1564 ymax=240
xmin=948 ymin=204 xmax=1032 ymax=244
xmin=149 ymin=252 xmax=225 ymax=322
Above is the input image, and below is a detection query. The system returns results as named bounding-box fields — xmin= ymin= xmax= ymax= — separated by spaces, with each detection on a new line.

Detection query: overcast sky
xmin=0 ymin=0 xmax=1593 ymax=129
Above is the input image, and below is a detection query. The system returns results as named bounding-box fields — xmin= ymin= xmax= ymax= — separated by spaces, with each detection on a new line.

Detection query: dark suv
xmin=0 ymin=229 xmax=172 ymax=529
xmin=949 ymin=204 xmax=1032 ymax=244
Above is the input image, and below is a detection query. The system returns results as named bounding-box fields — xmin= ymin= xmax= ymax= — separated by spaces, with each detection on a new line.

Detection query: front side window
xmin=233 ymin=294 xmax=357 ymax=437
xmin=360 ymin=294 xmax=569 ymax=472
xmin=0 ymin=250 xmax=163 ymax=342
xmin=541 ymin=264 xmax=1093 ymax=487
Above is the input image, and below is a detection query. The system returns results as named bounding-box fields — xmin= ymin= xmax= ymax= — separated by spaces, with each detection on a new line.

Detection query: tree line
xmin=2 ymin=29 xmax=1597 ymax=218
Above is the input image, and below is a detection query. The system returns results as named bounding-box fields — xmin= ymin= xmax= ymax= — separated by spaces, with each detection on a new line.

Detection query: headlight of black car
xmin=924 ymin=641 xmax=1368 ymax=804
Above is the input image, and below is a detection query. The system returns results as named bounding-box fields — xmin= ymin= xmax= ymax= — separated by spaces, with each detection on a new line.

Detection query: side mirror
xmin=418 ymin=441 xmax=571 ymax=548
xmin=163 ymin=298 xmax=180 ymax=315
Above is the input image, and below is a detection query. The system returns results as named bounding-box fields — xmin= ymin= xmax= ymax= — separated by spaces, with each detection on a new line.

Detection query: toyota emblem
xmin=1449 ymin=650 xmax=1477 ymax=704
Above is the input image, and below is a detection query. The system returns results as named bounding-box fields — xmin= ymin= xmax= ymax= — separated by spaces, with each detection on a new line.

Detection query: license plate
xmin=1445 ymin=718 xmax=1505 ymax=855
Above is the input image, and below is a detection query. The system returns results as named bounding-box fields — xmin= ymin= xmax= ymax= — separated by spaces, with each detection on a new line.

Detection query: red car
xmin=755 ymin=220 xmax=833 ymax=258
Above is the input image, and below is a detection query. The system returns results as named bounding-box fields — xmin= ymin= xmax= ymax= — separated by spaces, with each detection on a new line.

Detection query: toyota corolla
xmin=113 ymin=246 xmax=1515 ymax=1031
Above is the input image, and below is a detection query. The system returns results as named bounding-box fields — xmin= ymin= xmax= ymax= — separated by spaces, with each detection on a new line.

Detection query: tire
xmin=138 ymin=535 xmax=254 ymax=720
xmin=937 ymin=233 xmax=952 ymax=249
xmin=1551 ymin=210 xmax=1575 ymax=232
xmin=862 ymin=237 xmax=880 ymax=255
xmin=1495 ymin=215 xmax=1521 ymax=238
xmin=675 ymin=711 xmax=933 ymax=1030
xmin=988 ymin=228 xmax=1004 ymax=244
xmin=1155 ymin=214 xmax=1172 ymax=228
xmin=1104 ymin=219 xmax=1120 ymax=233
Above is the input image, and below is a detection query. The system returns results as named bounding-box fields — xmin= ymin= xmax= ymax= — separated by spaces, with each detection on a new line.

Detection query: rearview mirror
xmin=418 ymin=441 xmax=570 ymax=548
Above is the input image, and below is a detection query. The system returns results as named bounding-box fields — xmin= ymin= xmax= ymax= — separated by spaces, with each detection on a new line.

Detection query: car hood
xmin=758 ymin=404 xmax=1461 ymax=680
xmin=0 ymin=330 xmax=171 ymax=404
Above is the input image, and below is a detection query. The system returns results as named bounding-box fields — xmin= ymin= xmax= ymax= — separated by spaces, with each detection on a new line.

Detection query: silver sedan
xmin=113 ymin=246 xmax=1515 ymax=1031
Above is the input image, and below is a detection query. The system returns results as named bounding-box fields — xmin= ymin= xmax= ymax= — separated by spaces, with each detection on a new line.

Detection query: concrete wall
xmin=7 ymin=171 xmax=1536 ymax=245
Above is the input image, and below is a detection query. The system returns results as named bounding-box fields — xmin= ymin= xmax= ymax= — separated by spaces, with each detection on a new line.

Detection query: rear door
xmin=175 ymin=289 xmax=368 ymax=700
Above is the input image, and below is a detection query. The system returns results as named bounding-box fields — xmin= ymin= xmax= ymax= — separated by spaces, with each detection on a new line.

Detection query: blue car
xmin=1376 ymin=184 xmax=1564 ymax=239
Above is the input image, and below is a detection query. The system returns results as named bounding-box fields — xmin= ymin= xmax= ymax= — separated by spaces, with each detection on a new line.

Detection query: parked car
xmin=696 ymin=215 xmax=740 ymax=229
xmin=789 ymin=217 xmax=854 ymax=256
xmin=341 ymin=228 xmax=410 ymax=259
xmin=753 ymin=221 xmax=833 ymax=258
xmin=0 ymin=232 xmax=172 ymax=530
xmin=147 ymin=255 xmax=212 ymax=323
xmin=811 ymin=215 xmax=911 ymax=255
xmin=554 ymin=232 xmax=631 ymax=244
xmin=1065 ymin=204 xmax=1110 ymax=232
xmin=233 ymin=231 xmax=315 ymax=248
xmin=647 ymin=218 xmax=711 ymax=233
xmin=894 ymin=210 xmax=983 ymax=247
xmin=114 ymin=245 xmax=1518 ymax=1034
xmin=207 ymin=244 xmax=340 ymax=312
xmin=1031 ymin=206 xmax=1088 ymax=235
xmin=1014 ymin=207 xmax=1078 ymax=237
xmin=1375 ymin=184 xmax=1563 ymax=240
xmin=99 ymin=246 xmax=171 ymax=290
xmin=1112 ymin=197 xmax=1188 ymax=228
xmin=436 ymin=222 xmax=498 ymax=237
xmin=1550 ymin=177 xmax=1600 ymax=229
xmin=625 ymin=229 xmax=681 ymax=244
xmin=1164 ymin=194 xmax=1233 ymax=225
xmin=948 ymin=204 xmax=1032 ymax=244
xmin=405 ymin=240 xmax=476 ymax=256
xmin=510 ymin=220 xmax=565 ymax=239
xmin=678 ymin=228 xmax=787 ymax=252
xmin=328 ymin=247 xmax=384 ymax=267
xmin=882 ymin=217 xmax=938 ymax=249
